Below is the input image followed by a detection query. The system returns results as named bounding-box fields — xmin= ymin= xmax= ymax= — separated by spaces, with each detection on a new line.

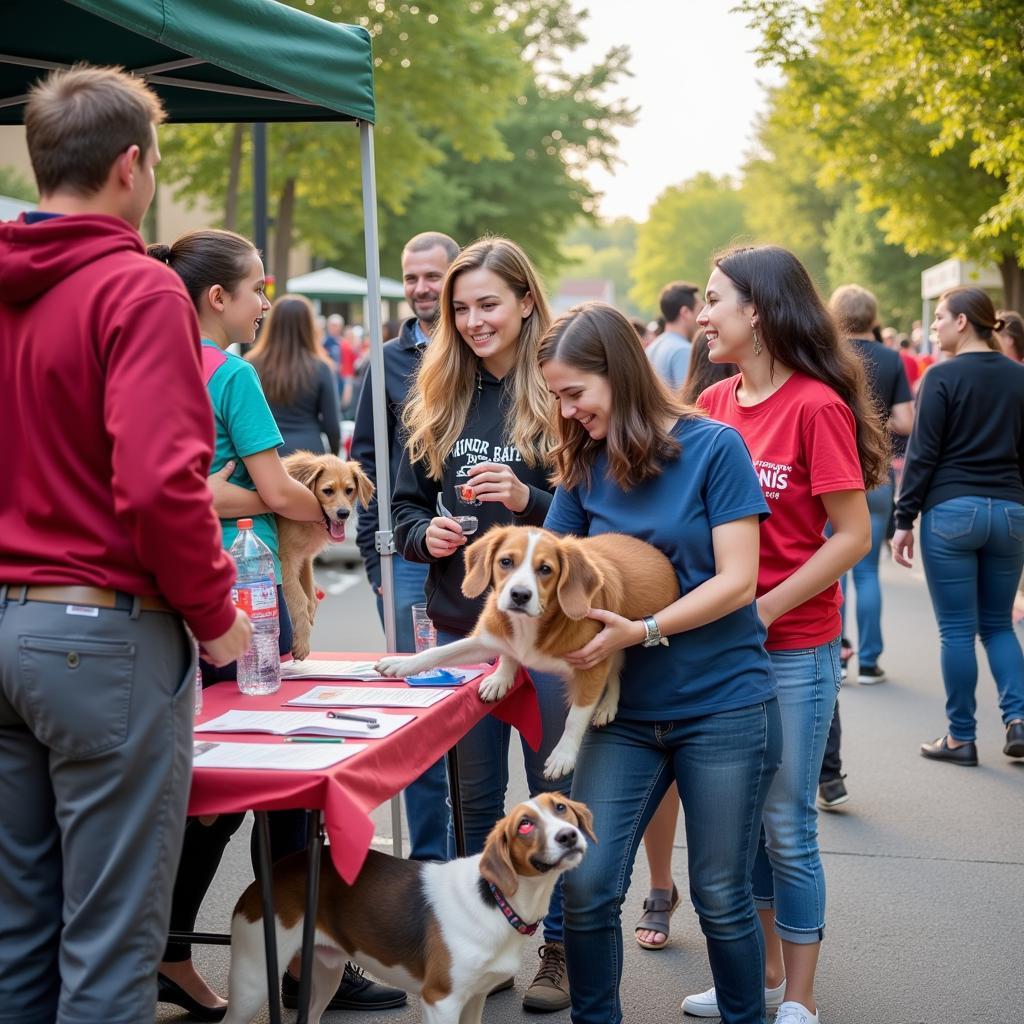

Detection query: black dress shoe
xmin=281 ymin=962 xmax=408 ymax=1011
xmin=1004 ymin=720 xmax=1024 ymax=758
xmin=920 ymin=735 xmax=978 ymax=766
xmin=157 ymin=973 xmax=228 ymax=1022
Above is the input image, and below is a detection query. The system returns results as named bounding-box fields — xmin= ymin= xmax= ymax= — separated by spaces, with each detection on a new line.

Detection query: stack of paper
xmin=196 ymin=710 xmax=414 ymax=739
xmin=285 ymin=685 xmax=452 ymax=709
xmin=193 ymin=740 xmax=364 ymax=771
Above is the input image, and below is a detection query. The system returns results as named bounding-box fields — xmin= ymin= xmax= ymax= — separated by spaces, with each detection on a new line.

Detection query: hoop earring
xmin=752 ymin=325 xmax=763 ymax=357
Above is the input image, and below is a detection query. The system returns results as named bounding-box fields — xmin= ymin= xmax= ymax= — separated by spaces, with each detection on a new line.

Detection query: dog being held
xmin=376 ymin=525 xmax=680 ymax=779
xmin=221 ymin=793 xmax=593 ymax=1024
xmin=277 ymin=451 xmax=373 ymax=661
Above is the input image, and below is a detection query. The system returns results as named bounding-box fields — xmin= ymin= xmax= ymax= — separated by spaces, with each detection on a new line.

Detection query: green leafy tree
xmin=739 ymin=0 xmax=1024 ymax=308
xmin=824 ymin=195 xmax=938 ymax=329
xmin=629 ymin=173 xmax=749 ymax=313
xmin=554 ymin=217 xmax=640 ymax=316
xmin=0 ymin=165 xmax=37 ymax=202
xmin=157 ymin=0 xmax=633 ymax=282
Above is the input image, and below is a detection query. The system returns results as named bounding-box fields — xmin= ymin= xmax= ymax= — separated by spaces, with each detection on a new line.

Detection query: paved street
xmin=161 ymin=552 xmax=1024 ymax=1024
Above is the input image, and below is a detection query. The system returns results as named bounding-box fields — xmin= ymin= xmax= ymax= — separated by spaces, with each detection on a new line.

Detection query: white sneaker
xmin=774 ymin=1000 xmax=820 ymax=1024
xmin=681 ymin=978 xmax=786 ymax=1017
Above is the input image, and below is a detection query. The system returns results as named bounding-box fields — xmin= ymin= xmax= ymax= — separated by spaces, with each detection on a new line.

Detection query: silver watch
xmin=641 ymin=615 xmax=668 ymax=648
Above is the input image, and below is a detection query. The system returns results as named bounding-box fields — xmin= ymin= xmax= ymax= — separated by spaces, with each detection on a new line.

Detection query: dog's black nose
xmin=555 ymin=828 xmax=578 ymax=848
xmin=335 ymin=510 xmax=351 ymax=521
xmin=510 ymin=586 xmax=532 ymax=606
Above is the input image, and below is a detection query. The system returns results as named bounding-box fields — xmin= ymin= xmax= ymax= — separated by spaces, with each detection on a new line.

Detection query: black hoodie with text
xmin=392 ymin=367 xmax=553 ymax=635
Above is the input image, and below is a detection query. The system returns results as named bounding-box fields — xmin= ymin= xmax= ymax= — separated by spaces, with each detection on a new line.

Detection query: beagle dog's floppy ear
xmin=348 ymin=463 xmax=375 ymax=508
xmin=462 ymin=526 xmax=508 ymax=599
xmin=478 ymin=816 xmax=519 ymax=896
xmin=556 ymin=539 xmax=604 ymax=620
xmin=282 ymin=450 xmax=324 ymax=490
xmin=564 ymin=797 xmax=597 ymax=844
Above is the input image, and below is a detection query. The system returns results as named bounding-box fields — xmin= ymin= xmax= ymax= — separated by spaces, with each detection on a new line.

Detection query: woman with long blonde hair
xmin=392 ymin=237 xmax=572 ymax=1009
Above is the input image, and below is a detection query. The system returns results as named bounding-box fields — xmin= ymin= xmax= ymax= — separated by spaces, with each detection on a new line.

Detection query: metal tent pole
xmin=359 ymin=120 xmax=403 ymax=857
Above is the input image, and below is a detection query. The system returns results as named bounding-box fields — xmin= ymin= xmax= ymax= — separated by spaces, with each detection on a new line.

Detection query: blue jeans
xmin=563 ymin=703 xmax=782 ymax=1024
xmin=375 ymin=555 xmax=450 ymax=862
xmin=839 ymin=480 xmax=894 ymax=668
xmin=437 ymin=627 xmax=571 ymax=942
xmin=920 ymin=497 xmax=1024 ymax=741
xmin=752 ymin=640 xmax=841 ymax=943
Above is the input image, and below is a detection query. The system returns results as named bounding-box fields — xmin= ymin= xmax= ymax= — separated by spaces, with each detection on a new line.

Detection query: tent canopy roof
xmin=286 ymin=267 xmax=405 ymax=303
xmin=0 ymin=0 xmax=375 ymax=124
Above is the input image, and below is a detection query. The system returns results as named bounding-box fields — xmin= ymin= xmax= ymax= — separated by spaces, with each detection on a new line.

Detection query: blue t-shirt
xmin=203 ymin=340 xmax=284 ymax=581
xmin=544 ymin=416 xmax=776 ymax=720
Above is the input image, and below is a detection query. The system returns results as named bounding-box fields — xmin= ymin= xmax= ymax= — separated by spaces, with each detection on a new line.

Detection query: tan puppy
xmin=278 ymin=451 xmax=373 ymax=660
xmin=222 ymin=793 xmax=594 ymax=1024
xmin=377 ymin=525 xmax=680 ymax=778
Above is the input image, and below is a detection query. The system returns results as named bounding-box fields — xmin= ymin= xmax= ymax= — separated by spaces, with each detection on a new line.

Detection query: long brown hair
xmin=681 ymin=328 xmax=738 ymax=404
xmin=538 ymin=302 xmax=698 ymax=491
xmin=402 ymin=237 xmax=555 ymax=480
xmin=246 ymin=294 xmax=333 ymax=405
xmin=714 ymin=245 xmax=890 ymax=489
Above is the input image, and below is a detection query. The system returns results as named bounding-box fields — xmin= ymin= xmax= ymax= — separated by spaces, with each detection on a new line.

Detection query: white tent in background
xmin=286 ymin=266 xmax=405 ymax=302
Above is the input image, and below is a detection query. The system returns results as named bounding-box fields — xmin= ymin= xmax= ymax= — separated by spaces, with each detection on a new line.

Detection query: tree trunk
xmin=223 ymin=124 xmax=245 ymax=231
xmin=272 ymin=176 xmax=297 ymax=287
xmin=998 ymin=252 xmax=1024 ymax=314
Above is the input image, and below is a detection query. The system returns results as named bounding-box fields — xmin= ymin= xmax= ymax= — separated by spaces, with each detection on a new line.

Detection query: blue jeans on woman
xmin=437 ymin=627 xmax=571 ymax=943
xmin=752 ymin=639 xmax=841 ymax=943
xmin=563 ymin=702 xmax=782 ymax=1024
xmin=920 ymin=496 xmax=1024 ymax=741
xmin=840 ymin=479 xmax=894 ymax=669
xmin=375 ymin=556 xmax=450 ymax=862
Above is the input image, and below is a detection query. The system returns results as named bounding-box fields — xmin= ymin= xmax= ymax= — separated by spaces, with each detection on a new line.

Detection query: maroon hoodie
xmin=0 ymin=213 xmax=237 ymax=641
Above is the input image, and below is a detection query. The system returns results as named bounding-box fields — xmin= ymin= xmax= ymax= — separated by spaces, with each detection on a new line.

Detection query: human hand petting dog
xmin=564 ymin=608 xmax=647 ymax=671
xmin=466 ymin=462 xmax=531 ymax=513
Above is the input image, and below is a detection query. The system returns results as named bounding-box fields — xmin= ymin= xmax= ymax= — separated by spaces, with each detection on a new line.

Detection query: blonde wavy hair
xmin=402 ymin=237 xmax=555 ymax=480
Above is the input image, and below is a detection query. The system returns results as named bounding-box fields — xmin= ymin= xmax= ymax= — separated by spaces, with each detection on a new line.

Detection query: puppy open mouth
xmin=323 ymin=511 xmax=346 ymax=542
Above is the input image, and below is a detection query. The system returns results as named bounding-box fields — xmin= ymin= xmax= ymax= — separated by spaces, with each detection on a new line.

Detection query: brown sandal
xmin=634 ymin=883 xmax=679 ymax=950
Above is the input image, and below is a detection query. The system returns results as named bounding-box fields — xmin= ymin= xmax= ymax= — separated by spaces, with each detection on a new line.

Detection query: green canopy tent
xmin=0 ymin=0 xmax=406 ymax=667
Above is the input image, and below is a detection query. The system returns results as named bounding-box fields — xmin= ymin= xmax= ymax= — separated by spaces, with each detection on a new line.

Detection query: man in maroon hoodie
xmin=0 ymin=66 xmax=251 ymax=1023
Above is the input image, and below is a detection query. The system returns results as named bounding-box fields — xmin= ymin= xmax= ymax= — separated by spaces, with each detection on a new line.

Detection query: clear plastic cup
xmin=453 ymin=515 xmax=479 ymax=536
xmin=411 ymin=603 xmax=436 ymax=653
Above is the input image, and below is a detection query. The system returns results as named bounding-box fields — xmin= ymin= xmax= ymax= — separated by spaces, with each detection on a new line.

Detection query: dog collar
xmin=487 ymin=880 xmax=539 ymax=936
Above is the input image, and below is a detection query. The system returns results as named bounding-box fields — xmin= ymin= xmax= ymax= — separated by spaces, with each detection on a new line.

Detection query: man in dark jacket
xmin=0 ymin=66 xmax=250 ymax=1023
xmin=352 ymin=231 xmax=459 ymax=862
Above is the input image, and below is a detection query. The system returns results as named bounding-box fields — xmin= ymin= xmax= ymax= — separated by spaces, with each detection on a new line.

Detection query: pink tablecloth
xmin=187 ymin=652 xmax=541 ymax=883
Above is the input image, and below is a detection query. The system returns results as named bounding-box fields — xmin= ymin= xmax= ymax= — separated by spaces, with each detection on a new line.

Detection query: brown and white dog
xmin=221 ymin=793 xmax=593 ymax=1024
xmin=376 ymin=525 xmax=680 ymax=779
xmin=277 ymin=451 xmax=373 ymax=661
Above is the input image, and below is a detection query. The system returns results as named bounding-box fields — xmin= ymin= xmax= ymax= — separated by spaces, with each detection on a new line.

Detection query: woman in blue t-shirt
xmin=539 ymin=302 xmax=781 ymax=1024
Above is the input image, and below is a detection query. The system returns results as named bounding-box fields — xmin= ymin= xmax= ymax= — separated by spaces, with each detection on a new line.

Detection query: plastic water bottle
xmin=228 ymin=518 xmax=281 ymax=695
xmin=186 ymin=626 xmax=203 ymax=716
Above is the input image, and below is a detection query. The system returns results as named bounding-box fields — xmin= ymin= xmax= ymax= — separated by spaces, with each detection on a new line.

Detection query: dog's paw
xmin=591 ymin=693 xmax=619 ymax=728
xmin=543 ymin=741 xmax=578 ymax=780
xmin=374 ymin=655 xmax=415 ymax=677
xmin=291 ymin=639 xmax=311 ymax=662
xmin=477 ymin=672 xmax=514 ymax=704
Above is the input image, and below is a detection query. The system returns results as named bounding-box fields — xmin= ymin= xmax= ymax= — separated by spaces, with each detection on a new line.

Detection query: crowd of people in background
xmin=3 ymin=62 xmax=1024 ymax=1024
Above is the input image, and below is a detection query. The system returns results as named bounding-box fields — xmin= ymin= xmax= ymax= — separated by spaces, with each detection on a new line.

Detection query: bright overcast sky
xmin=565 ymin=1 xmax=781 ymax=223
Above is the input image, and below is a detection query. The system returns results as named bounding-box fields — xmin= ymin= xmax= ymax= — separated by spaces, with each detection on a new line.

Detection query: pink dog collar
xmin=487 ymin=880 xmax=540 ymax=936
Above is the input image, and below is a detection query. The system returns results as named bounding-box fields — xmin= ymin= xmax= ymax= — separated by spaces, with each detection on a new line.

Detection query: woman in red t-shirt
xmin=652 ymin=246 xmax=885 ymax=1024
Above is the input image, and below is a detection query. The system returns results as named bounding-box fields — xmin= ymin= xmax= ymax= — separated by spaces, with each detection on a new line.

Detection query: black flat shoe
xmin=281 ymin=962 xmax=408 ymax=1011
xmin=1004 ymin=720 xmax=1024 ymax=758
xmin=920 ymin=735 xmax=978 ymax=766
xmin=157 ymin=973 xmax=228 ymax=1022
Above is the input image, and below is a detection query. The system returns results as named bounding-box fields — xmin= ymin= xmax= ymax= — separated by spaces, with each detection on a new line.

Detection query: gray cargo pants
xmin=0 ymin=590 xmax=194 ymax=1024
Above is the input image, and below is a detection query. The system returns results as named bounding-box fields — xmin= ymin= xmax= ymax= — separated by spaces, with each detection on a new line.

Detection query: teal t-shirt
xmin=203 ymin=339 xmax=284 ymax=582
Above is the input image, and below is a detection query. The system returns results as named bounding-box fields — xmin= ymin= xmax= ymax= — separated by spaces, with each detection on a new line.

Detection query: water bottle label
xmin=232 ymin=579 xmax=278 ymax=621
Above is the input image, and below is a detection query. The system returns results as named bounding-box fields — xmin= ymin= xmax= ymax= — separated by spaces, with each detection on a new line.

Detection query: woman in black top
xmin=892 ymin=287 xmax=1024 ymax=764
xmin=246 ymin=293 xmax=341 ymax=457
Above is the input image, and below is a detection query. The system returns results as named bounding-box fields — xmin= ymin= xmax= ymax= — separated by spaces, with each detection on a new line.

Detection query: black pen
xmin=326 ymin=711 xmax=380 ymax=729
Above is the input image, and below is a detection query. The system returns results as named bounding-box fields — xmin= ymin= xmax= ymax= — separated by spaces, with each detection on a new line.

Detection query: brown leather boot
xmin=522 ymin=941 xmax=569 ymax=1012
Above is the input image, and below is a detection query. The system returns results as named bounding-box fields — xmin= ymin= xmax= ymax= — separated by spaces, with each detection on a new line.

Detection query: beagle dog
xmin=376 ymin=525 xmax=680 ymax=779
xmin=221 ymin=793 xmax=593 ymax=1024
xmin=277 ymin=451 xmax=373 ymax=661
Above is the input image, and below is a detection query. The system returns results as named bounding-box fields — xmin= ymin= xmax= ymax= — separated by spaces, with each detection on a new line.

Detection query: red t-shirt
xmin=698 ymin=372 xmax=864 ymax=650
xmin=899 ymin=351 xmax=920 ymax=389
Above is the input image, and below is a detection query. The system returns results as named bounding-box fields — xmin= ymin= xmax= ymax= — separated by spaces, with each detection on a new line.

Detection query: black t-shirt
xmin=849 ymin=338 xmax=912 ymax=419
